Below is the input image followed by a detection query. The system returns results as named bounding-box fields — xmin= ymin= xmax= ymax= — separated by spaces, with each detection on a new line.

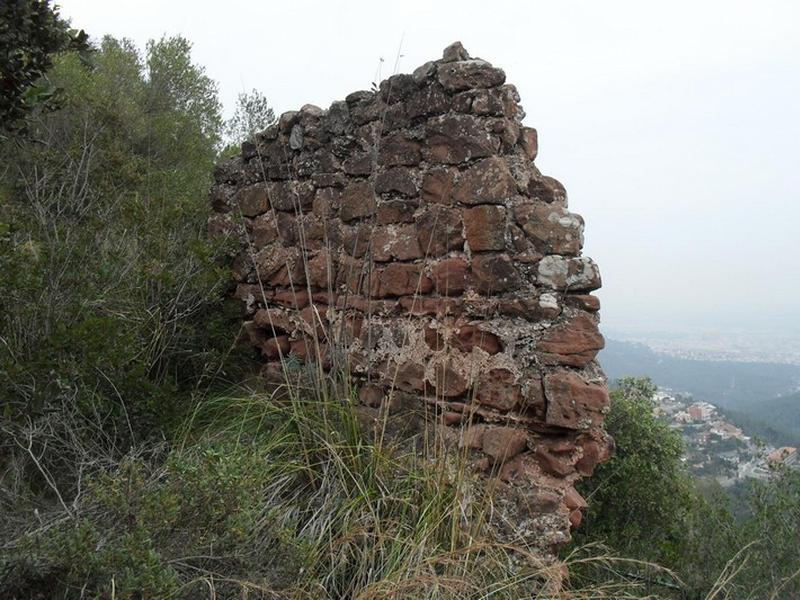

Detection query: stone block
xmin=537 ymin=314 xmax=605 ymax=367
xmin=453 ymin=157 xmax=517 ymax=205
xmin=464 ymin=205 xmax=507 ymax=252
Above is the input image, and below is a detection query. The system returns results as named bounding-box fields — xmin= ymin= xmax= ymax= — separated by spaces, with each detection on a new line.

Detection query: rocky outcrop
xmin=210 ymin=41 xmax=612 ymax=555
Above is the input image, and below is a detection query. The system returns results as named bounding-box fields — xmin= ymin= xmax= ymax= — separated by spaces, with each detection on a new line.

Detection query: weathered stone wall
xmin=210 ymin=42 xmax=612 ymax=553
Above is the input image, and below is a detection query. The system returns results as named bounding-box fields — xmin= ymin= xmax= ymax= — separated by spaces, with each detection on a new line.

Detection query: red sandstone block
xmin=534 ymin=438 xmax=577 ymax=477
xmin=233 ymin=184 xmax=270 ymax=217
xmin=416 ymin=206 xmax=464 ymax=257
xmin=261 ymin=335 xmax=290 ymax=359
xmin=431 ymin=258 xmax=469 ymax=296
xmin=527 ymin=173 xmax=567 ymax=205
xmin=470 ymin=254 xmax=520 ymax=293
xmin=433 ymin=361 xmax=469 ymax=397
xmin=392 ymin=361 xmax=427 ymax=393
xmin=498 ymin=296 xmax=561 ymax=322
xmin=358 ymin=385 xmax=384 ymax=407
xmin=453 ymin=156 xmax=517 ymax=205
xmin=312 ymin=172 xmax=346 ymax=188
xmin=442 ymin=411 xmax=464 ymax=425
xmin=311 ymin=291 xmax=337 ymax=305
xmin=437 ymin=60 xmax=506 ymax=92
xmin=250 ymin=213 xmax=280 ymax=247
xmin=564 ymin=294 xmax=601 ymax=312
xmin=269 ymin=180 xmax=315 ymax=212
xmin=289 ymin=338 xmax=331 ymax=368
xmin=274 ymin=212 xmax=299 ymax=246
xmin=378 ymin=134 xmax=422 ymax=167
xmin=305 ymin=250 xmax=337 ymax=290
xmin=273 ymin=289 xmax=310 ymax=309
xmin=543 ymin=370 xmax=610 ymax=429
xmin=335 ymin=295 xmax=398 ymax=315
xmin=267 ymin=264 xmax=300 ymax=288
xmin=424 ymin=114 xmax=500 ymax=164
xmin=335 ymin=256 xmax=367 ymax=294
xmin=405 ymin=83 xmax=450 ymax=119
xmin=421 ymin=167 xmax=456 ymax=205
xmin=375 ymin=167 xmax=418 ymax=196
xmin=341 ymin=223 xmax=373 ymax=258
xmin=522 ymin=376 xmax=546 ymax=418
xmin=537 ymin=314 xmax=604 ymax=368
xmin=398 ymin=297 xmax=461 ymax=316
xmin=342 ymin=152 xmax=374 ymax=176
xmin=379 ymin=73 xmax=418 ymax=104
xmin=253 ymin=307 xmax=293 ymax=334
xmin=461 ymin=424 xmax=487 ymax=449
xmin=474 ymin=368 xmax=523 ymax=411
xmin=424 ymin=327 xmax=445 ymax=352
xmin=254 ymin=245 xmax=302 ymax=283
xmin=299 ymin=305 xmax=331 ymax=338
xmin=564 ymin=486 xmax=588 ymax=511
xmin=370 ymin=263 xmax=433 ymax=298
xmin=463 ymin=205 xmax=507 ymax=252
xmin=519 ymin=127 xmax=538 ymax=160
xmin=488 ymin=116 xmax=520 ymax=149
xmin=452 ymin=88 xmax=512 ymax=117
xmin=340 ymin=181 xmax=377 ymax=222
xmin=514 ymin=202 xmax=584 ymax=256
xmin=481 ymin=427 xmax=528 ymax=463
xmin=343 ymin=314 xmax=364 ymax=342
xmin=377 ymin=200 xmax=417 ymax=224
xmin=452 ymin=325 xmax=502 ymax=354
xmin=575 ymin=438 xmax=612 ymax=476
xmin=369 ymin=225 xmax=423 ymax=262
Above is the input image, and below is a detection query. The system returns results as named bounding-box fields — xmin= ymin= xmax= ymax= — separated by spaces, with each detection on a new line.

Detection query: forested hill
xmin=600 ymin=339 xmax=800 ymax=440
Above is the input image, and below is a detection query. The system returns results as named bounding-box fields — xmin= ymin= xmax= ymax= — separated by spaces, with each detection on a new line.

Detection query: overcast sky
xmin=59 ymin=0 xmax=800 ymax=337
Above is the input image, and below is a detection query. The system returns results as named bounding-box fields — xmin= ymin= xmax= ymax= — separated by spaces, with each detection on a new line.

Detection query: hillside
xmin=720 ymin=390 xmax=800 ymax=445
xmin=601 ymin=339 xmax=800 ymax=441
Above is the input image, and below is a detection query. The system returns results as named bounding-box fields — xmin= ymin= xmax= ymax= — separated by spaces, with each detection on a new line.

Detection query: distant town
xmin=607 ymin=328 xmax=800 ymax=366
xmin=653 ymin=388 xmax=798 ymax=485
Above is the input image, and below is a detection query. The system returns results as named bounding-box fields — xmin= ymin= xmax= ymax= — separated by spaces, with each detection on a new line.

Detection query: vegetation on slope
xmin=5 ymin=378 xmax=666 ymax=598
xmin=570 ymin=377 xmax=800 ymax=598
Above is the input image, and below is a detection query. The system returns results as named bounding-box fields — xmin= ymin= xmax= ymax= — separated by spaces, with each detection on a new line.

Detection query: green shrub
xmin=570 ymin=377 xmax=800 ymax=599
xmin=0 ymin=36 xmax=243 ymax=440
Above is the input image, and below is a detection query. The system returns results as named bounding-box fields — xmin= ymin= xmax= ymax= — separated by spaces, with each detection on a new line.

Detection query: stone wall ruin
xmin=210 ymin=42 xmax=613 ymax=553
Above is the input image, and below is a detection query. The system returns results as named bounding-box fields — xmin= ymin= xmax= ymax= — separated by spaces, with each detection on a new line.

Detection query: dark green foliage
xmin=0 ymin=0 xmax=90 ymax=138
xmin=574 ymin=377 xmax=694 ymax=566
xmin=2 ymin=438 xmax=290 ymax=598
xmin=571 ymin=377 xmax=800 ymax=598
xmin=0 ymin=35 xmax=248 ymax=556
xmin=734 ymin=467 xmax=800 ymax=596
xmin=0 ymin=35 xmax=238 ymax=435
xmin=720 ymin=394 xmax=800 ymax=447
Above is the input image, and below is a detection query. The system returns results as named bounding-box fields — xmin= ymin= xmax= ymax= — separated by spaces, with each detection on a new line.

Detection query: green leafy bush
xmin=573 ymin=378 xmax=694 ymax=565
xmin=0 ymin=36 xmax=241 ymax=439
xmin=570 ymin=377 xmax=800 ymax=598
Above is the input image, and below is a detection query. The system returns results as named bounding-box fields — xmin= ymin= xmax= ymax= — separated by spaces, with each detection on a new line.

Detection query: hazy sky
xmin=59 ymin=0 xmax=800 ymax=336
